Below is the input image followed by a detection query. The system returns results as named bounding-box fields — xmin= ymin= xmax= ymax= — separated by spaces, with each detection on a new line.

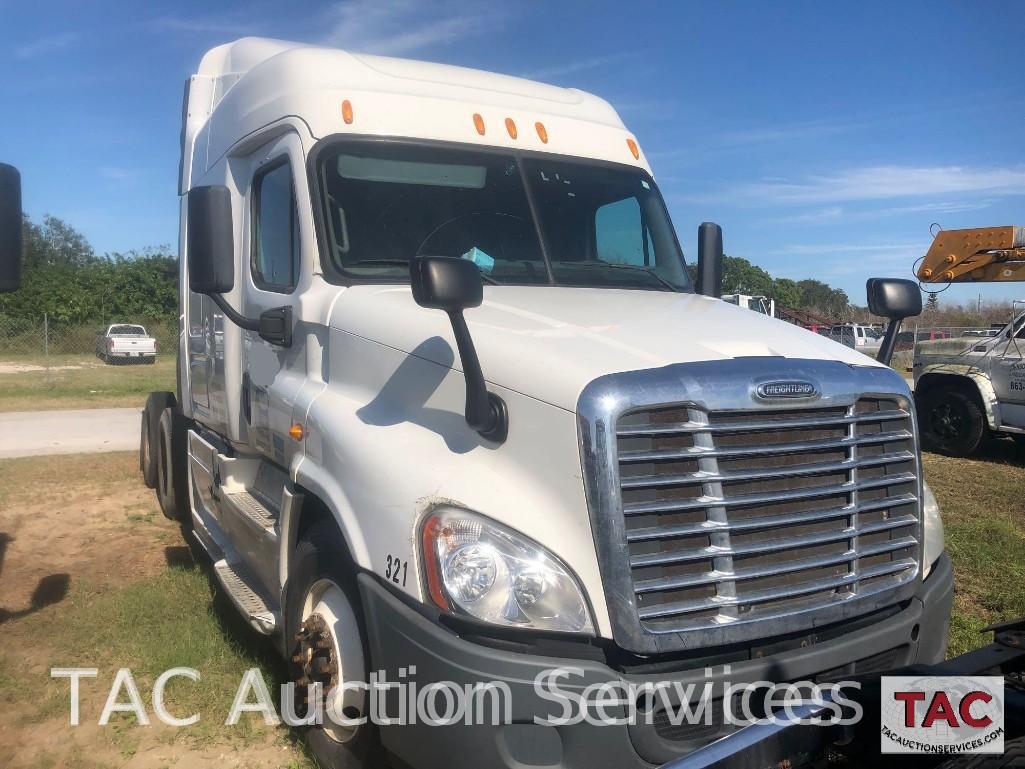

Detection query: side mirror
xmin=409 ymin=256 xmax=506 ymax=443
xmin=0 ymin=163 xmax=23 ymax=293
xmin=866 ymin=278 xmax=922 ymax=366
xmin=409 ymin=253 xmax=483 ymax=312
xmin=185 ymin=184 xmax=292 ymax=347
xmin=867 ymin=277 xmax=922 ymax=320
xmin=187 ymin=185 xmax=235 ymax=294
xmin=696 ymin=222 xmax=723 ymax=298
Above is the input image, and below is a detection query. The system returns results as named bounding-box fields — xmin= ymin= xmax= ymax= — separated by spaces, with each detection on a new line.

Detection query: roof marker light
xmin=341 ymin=100 xmax=353 ymax=124
xmin=473 ymin=113 xmax=486 ymax=135
xmin=626 ymin=138 xmax=640 ymax=160
xmin=535 ymin=122 xmax=548 ymax=144
xmin=505 ymin=118 xmax=517 ymax=139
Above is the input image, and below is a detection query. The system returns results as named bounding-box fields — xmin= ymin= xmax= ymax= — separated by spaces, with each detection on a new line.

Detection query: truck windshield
xmin=316 ymin=142 xmax=691 ymax=291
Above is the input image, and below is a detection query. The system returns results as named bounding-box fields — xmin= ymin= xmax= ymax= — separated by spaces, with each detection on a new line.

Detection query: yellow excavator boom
xmin=917 ymin=225 xmax=1025 ymax=283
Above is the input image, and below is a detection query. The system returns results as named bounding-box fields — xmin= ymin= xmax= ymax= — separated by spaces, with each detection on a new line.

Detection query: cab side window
xmin=252 ymin=159 xmax=299 ymax=292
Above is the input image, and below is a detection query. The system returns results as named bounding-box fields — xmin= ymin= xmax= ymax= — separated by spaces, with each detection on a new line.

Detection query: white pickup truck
xmin=95 ymin=323 xmax=157 ymax=364
xmin=0 ymin=41 xmax=953 ymax=769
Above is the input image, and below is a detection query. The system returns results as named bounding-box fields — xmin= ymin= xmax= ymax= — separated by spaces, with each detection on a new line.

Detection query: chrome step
xmin=224 ymin=490 xmax=278 ymax=530
xmin=212 ymin=558 xmax=278 ymax=634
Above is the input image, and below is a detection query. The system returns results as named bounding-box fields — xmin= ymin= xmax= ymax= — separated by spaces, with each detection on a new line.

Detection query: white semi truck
xmin=0 ymin=39 xmax=955 ymax=769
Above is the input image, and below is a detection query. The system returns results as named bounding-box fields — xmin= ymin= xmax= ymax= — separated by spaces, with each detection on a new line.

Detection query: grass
xmin=0 ymin=452 xmax=315 ymax=767
xmin=0 ymin=447 xmax=1022 ymax=764
xmin=11 ymin=566 xmax=290 ymax=744
xmin=922 ymin=440 xmax=1025 ymax=656
xmin=0 ymin=354 xmax=175 ymax=411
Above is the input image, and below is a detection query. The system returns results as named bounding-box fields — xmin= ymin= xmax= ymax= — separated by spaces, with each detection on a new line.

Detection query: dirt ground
xmin=0 ymin=453 xmax=311 ymax=769
xmin=0 ymin=360 xmax=99 ymax=374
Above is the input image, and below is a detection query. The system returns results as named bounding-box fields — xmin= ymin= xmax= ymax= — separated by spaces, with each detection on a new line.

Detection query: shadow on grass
xmin=0 ymin=532 xmax=71 ymax=624
xmin=924 ymin=435 xmax=1025 ymax=467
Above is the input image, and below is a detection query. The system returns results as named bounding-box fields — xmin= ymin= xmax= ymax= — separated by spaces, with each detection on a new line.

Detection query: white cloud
xmin=99 ymin=167 xmax=138 ymax=183
xmin=717 ymin=119 xmax=862 ymax=147
xmin=725 ymin=165 xmax=1025 ymax=204
xmin=773 ymin=242 xmax=921 ymax=256
xmin=147 ymin=15 xmax=262 ymax=35
xmin=519 ymin=53 xmax=637 ymax=81
xmin=14 ymin=33 xmax=78 ymax=60
xmin=767 ymin=242 xmax=924 ymax=278
xmin=767 ymin=200 xmax=993 ymax=227
xmin=320 ymin=0 xmax=498 ymax=55
xmin=773 ymin=206 xmax=845 ymax=225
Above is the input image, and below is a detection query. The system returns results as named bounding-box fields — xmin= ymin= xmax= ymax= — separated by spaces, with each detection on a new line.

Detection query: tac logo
xmin=881 ymin=676 xmax=1004 ymax=754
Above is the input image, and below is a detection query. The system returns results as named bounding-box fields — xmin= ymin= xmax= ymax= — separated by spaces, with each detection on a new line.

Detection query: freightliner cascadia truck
xmin=0 ymin=38 xmax=954 ymax=769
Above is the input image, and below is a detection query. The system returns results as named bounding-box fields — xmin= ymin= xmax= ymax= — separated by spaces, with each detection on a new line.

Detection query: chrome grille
xmin=577 ymin=359 xmax=923 ymax=653
xmin=617 ymin=398 xmax=920 ymax=632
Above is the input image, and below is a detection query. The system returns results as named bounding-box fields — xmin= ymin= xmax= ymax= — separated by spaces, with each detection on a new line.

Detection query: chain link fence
xmin=0 ymin=315 xmax=178 ymax=367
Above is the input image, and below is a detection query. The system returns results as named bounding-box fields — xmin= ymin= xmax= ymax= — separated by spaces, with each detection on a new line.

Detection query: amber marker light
xmin=472 ymin=113 xmax=486 ymax=135
xmin=341 ymin=100 xmax=353 ymax=125
xmin=626 ymin=137 xmax=640 ymax=159
xmin=535 ymin=121 xmax=548 ymax=144
xmin=505 ymin=117 xmax=518 ymax=139
xmin=421 ymin=514 xmax=452 ymax=611
xmin=288 ymin=423 xmax=305 ymax=441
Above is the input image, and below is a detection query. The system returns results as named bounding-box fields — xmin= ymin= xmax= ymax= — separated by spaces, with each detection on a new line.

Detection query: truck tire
xmin=285 ymin=521 xmax=381 ymax=769
xmin=918 ymin=388 xmax=987 ymax=457
xmin=155 ymin=407 xmax=190 ymax=523
xmin=141 ymin=392 xmax=175 ymax=488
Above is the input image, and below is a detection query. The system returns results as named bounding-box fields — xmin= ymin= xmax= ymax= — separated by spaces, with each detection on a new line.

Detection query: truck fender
xmin=917 ymin=369 xmax=999 ymax=430
xmin=279 ymin=457 xmax=370 ymax=592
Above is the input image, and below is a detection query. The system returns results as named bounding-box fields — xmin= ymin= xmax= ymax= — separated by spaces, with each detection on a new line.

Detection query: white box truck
xmin=0 ymin=39 xmax=955 ymax=769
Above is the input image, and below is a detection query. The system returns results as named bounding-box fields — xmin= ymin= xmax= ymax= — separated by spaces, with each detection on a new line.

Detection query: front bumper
xmin=359 ymin=552 xmax=954 ymax=769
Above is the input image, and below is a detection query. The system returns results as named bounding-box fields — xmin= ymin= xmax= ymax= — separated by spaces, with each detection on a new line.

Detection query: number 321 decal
xmin=384 ymin=554 xmax=408 ymax=586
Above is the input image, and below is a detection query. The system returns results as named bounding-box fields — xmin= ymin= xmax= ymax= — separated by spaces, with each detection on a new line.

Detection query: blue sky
xmin=3 ymin=0 xmax=1023 ymax=304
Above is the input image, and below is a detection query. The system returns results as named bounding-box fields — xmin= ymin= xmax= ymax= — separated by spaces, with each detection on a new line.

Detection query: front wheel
xmin=285 ymin=521 xmax=381 ymax=769
xmin=918 ymin=388 xmax=987 ymax=457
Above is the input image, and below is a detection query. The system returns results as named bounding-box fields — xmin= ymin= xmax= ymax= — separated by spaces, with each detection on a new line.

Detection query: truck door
xmin=241 ymin=134 xmax=308 ymax=468
xmin=992 ymin=315 xmax=1025 ymax=429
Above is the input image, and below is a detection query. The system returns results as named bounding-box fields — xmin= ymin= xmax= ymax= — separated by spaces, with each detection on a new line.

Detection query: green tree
xmin=22 ymin=214 xmax=97 ymax=268
xmin=722 ymin=256 xmax=773 ymax=295
xmin=769 ymin=278 xmax=801 ymax=308
xmin=0 ymin=215 xmax=177 ymax=325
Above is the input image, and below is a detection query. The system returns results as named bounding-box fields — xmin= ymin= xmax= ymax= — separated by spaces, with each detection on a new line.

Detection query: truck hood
xmin=330 ymin=285 xmax=882 ymax=412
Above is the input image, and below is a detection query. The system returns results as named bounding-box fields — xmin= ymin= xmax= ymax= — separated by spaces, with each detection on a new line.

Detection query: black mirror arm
xmin=208 ymin=292 xmax=292 ymax=347
xmin=876 ymin=319 xmax=904 ymax=366
xmin=447 ymin=310 xmax=508 ymax=443
xmin=209 ymin=292 xmax=259 ymax=332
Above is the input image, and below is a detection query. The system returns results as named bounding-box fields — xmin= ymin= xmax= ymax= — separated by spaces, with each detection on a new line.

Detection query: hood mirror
xmin=410 ymin=256 xmax=507 ymax=443
xmin=0 ymin=163 xmax=23 ymax=293
xmin=866 ymin=278 xmax=922 ymax=366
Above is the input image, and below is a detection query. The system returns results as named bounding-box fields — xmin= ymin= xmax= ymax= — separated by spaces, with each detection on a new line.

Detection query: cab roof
xmin=182 ymin=37 xmax=647 ymax=193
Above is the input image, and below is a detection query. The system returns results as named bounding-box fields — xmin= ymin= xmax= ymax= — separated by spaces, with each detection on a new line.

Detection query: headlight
xmin=420 ymin=508 xmax=594 ymax=634
xmin=922 ymin=481 xmax=945 ymax=578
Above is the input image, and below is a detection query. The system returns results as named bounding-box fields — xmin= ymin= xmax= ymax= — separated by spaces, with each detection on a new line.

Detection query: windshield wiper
xmin=347 ymin=259 xmax=501 ymax=284
xmin=571 ymin=261 xmax=681 ymax=292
